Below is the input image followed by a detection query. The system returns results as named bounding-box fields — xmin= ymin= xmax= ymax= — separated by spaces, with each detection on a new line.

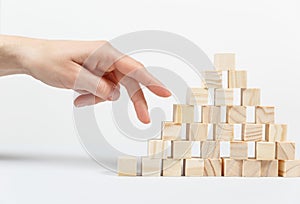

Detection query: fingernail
xmin=75 ymin=99 xmax=91 ymax=108
xmin=108 ymin=87 xmax=120 ymax=101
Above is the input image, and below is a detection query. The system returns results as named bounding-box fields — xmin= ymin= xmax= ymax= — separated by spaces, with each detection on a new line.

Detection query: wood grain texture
xmin=186 ymin=88 xmax=209 ymax=105
xmin=276 ymin=141 xmax=295 ymax=160
xmin=261 ymin=160 xmax=278 ymax=177
xmin=118 ymin=156 xmax=137 ymax=176
xmin=202 ymin=105 xmax=221 ymax=124
xmin=184 ymin=158 xmax=204 ymax=176
xmin=214 ymin=88 xmax=234 ymax=106
xmin=279 ymin=160 xmax=300 ymax=177
xmin=201 ymin=141 xmax=220 ymax=159
xmin=142 ymin=158 xmax=162 ymax=176
xmin=161 ymin=121 xmax=182 ymax=140
xmin=228 ymin=70 xmax=247 ymax=88
xmin=243 ymin=159 xmax=261 ymax=177
xmin=172 ymin=141 xmax=192 ymax=159
xmin=186 ymin=123 xmax=208 ymax=141
xmin=230 ymin=141 xmax=248 ymax=159
xmin=204 ymin=159 xmax=222 ymax=176
xmin=265 ymin=124 xmax=287 ymax=142
xmin=148 ymin=140 xmax=168 ymax=159
xmin=226 ymin=106 xmax=246 ymax=124
xmin=242 ymin=124 xmax=263 ymax=141
xmin=214 ymin=53 xmax=235 ymax=71
xmin=222 ymin=158 xmax=243 ymax=177
xmin=241 ymin=88 xmax=261 ymax=106
xmin=162 ymin=159 xmax=182 ymax=176
xmin=213 ymin=123 xmax=234 ymax=141
xmin=173 ymin=104 xmax=194 ymax=123
xmin=255 ymin=106 xmax=275 ymax=124
xmin=202 ymin=71 xmax=222 ymax=88
xmin=256 ymin=142 xmax=276 ymax=160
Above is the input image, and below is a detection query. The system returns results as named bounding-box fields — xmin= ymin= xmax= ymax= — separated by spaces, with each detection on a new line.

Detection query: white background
xmin=0 ymin=0 xmax=300 ymax=203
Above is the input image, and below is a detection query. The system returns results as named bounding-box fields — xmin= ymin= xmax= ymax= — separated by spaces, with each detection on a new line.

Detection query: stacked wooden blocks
xmin=118 ymin=53 xmax=300 ymax=177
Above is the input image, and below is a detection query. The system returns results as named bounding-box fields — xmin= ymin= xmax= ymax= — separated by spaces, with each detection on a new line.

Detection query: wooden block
xmin=279 ymin=160 xmax=300 ymax=177
xmin=162 ymin=159 xmax=182 ymax=176
xmin=172 ymin=141 xmax=192 ymax=159
xmin=243 ymin=159 xmax=261 ymax=177
xmin=213 ymin=123 xmax=234 ymax=141
xmin=202 ymin=71 xmax=222 ymax=88
xmin=276 ymin=141 xmax=295 ymax=160
xmin=214 ymin=53 xmax=235 ymax=71
xmin=261 ymin=160 xmax=278 ymax=177
xmin=256 ymin=142 xmax=276 ymax=160
xmin=214 ymin=88 xmax=234 ymax=105
xmin=186 ymin=88 xmax=209 ymax=105
xmin=161 ymin=121 xmax=182 ymax=140
xmin=242 ymin=124 xmax=263 ymax=141
xmin=230 ymin=141 xmax=248 ymax=159
xmin=186 ymin=123 xmax=208 ymax=141
xmin=173 ymin=104 xmax=194 ymax=123
xmin=265 ymin=124 xmax=287 ymax=142
xmin=222 ymin=158 xmax=243 ymax=177
xmin=142 ymin=158 xmax=162 ymax=176
xmin=202 ymin=105 xmax=221 ymax=124
xmin=204 ymin=159 xmax=222 ymax=176
xmin=201 ymin=141 xmax=220 ymax=159
xmin=148 ymin=140 xmax=168 ymax=159
xmin=228 ymin=70 xmax=247 ymax=88
xmin=184 ymin=158 xmax=204 ymax=176
xmin=241 ymin=88 xmax=261 ymax=106
xmin=226 ymin=106 xmax=246 ymax=124
xmin=118 ymin=156 xmax=137 ymax=176
xmin=255 ymin=106 xmax=275 ymax=124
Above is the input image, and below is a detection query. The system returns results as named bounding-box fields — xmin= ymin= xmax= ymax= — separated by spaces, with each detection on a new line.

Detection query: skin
xmin=0 ymin=35 xmax=171 ymax=124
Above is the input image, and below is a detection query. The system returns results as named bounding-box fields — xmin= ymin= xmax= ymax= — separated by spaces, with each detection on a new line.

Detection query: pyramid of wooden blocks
xmin=118 ymin=53 xmax=300 ymax=177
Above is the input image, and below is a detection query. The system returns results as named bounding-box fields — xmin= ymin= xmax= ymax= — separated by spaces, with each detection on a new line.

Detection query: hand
xmin=0 ymin=35 xmax=171 ymax=124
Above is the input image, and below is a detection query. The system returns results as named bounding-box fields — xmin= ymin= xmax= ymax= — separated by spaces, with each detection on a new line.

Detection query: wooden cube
xmin=241 ymin=88 xmax=261 ymax=106
xmin=213 ymin=123 xmax=234 ymax=141
xmin=255 ymin=106 xmax=275 ymax=124
xmin=118 ymin=156 xmax=137 ymax=176
xmin=276 ymin=141 xmax=295 ymax=160
xmin=204 ymin=159 xmax=222 ymax=176
xmin=186 ymin=123 xmax=208 ymax=141
xmin=214 ymin=53 xmax=235 ymax=71
xmin=226 ymin=106 xmax=246 ymax=124
xmin=202 ymin=105 xmax=221 ymax=124
xmin=148 ymin=140 xmax=168 ymax=159
xmin=222 ymin=158 xmax=243 ymax=177
xmin=256 ymin=142 xmax=275 ymax=160
xmin=279 ymin=160 xmax=300 ymax=177
xmin=161 ymin=121 xmax=182 ymax=140
xmin=173 ymin=104 xmax=194 ymax=123
xmin=202 ymin=71 xmax=222 ymax=88
xmin=230 ymin=141 xmax=248 ymax=159
xmin=242 ymin=124 xmax=263 ymax=141
xmin=186 ymin=88 xmax=209 ymax=105
xmin=142 ymin=158 xmax=162 ymax=176
xmin=172 ymin=141 xmax=192 ymax=159
xmin=228 ymin=70 xmax=247 ymax=88
xmin=184 ymin=158 xmax=204 ymax=176
xmin=162 ymin=159 xmax=182 ymax=176
xmin=214 ymin=88 xmax=234 ymax=105
xmin=201 ymin=141 xmax=220 ymax=159
xmin=243 ymin=159 xmax=261 ymax=177
xmin=261 ymin=160 xmax=278 ymax=177
xmin=265 ymin=124 xmax=287 ymax=142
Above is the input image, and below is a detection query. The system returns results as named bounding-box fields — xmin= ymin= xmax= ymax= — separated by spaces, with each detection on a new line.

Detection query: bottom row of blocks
xmin=118 ymin=156 xmax=300 ymax=177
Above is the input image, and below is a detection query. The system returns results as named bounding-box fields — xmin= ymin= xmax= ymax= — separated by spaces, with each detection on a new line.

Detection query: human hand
xmin=0 ymin=35 xmax=171 ymax=124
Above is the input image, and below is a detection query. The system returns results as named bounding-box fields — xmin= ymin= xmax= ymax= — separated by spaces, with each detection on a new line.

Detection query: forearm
xmin=0 ymin=35 xmax=28 ymax=76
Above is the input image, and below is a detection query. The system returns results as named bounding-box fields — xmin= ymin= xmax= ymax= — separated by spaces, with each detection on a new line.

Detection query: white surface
xmin=1 ymin=0 xmax=300 ymax=203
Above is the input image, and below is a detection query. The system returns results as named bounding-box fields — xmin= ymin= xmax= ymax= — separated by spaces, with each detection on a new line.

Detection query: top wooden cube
xmin=214 ymin=53 xmax=236 ymax=71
